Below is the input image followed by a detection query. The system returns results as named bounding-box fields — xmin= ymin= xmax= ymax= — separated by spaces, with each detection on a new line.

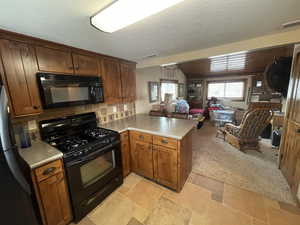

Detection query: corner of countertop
xmin=18 ymin=139 xmax=63 ymax=169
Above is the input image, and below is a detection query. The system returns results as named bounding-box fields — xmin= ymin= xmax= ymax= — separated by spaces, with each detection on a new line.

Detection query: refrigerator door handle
xmin=4 ymin=147 xmax=32 ymax=195
xmin=0 ymin=86 xmax=32 ymax=195
xmin=0 ymin=86 xmax=12 ymax=151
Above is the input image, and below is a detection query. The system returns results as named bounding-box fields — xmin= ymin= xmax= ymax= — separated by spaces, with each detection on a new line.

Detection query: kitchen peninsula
xmin=102 ymin=114 xmax=196 ymax=192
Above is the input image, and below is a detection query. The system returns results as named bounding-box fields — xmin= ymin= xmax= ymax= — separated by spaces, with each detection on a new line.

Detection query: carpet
xmin=192 ymin=122 xmax=296 ymax=205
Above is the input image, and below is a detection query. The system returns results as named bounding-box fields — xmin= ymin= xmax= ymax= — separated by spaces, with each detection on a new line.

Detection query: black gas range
xmin=39 ymin=112 xmax=123 ymax=223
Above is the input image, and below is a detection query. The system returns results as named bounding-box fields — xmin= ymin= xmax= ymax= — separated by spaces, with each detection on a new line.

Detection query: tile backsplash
xmin=13 ymin=102 xmax=136 ymax=137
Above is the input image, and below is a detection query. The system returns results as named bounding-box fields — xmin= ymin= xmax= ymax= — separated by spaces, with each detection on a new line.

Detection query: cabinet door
xmin=121 ymin=132 xmax=131 ymax=177
xmin=73 ymin=53 xmax=100 ymax=76
xmin=0 ymin=39 xmax=42 ymax=116
xmin=39 ymin=172 xmax=72 ymax=225
xmin=280 ymin=46 xmax=300 ymax=196
xmin=153 ymin=145 xmax=178 ymax=190
xmin=35 ymin=46 xmax=74 ymax=74
xmin=120 ymin=62 xmax=136 ymax=103
xmin=130 ymin=139 xmax=153 ymax=179
xmin=281 ymin=121 xmax=300 ymax=190
xmin=101 ymin=57 xmax=122 ymax=104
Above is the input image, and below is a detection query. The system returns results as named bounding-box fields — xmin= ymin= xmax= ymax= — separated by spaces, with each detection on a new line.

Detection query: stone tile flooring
xmin=72 ymin=173 xmax=300 ymax=225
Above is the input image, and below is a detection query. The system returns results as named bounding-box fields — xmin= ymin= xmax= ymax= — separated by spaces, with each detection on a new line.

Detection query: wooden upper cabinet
xmin=35 ymin=46 xmax=74 ymax=74
xmin=0 ymin=39 xmax=42 ymax=117
xmin=120 ymin=62 xmax=136 ymax=103
xmin=101 ymin=57 xmax=122 ymax=104
xmin=72 ymin=53 xmax=100 ymax=76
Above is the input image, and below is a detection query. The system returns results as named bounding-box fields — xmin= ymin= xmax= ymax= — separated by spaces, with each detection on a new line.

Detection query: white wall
xmin=135 ymin=66 xmax=186 ymax=114
xmin=202 ymin=75 xmax=253 ymax=109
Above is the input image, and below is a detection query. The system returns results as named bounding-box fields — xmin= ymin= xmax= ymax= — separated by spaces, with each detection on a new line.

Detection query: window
xmin=160 ymin=80 xmax=178 ymax=101
xmin=210 ymin=52 xmax=246 ymax=72
xmin=207 ymin=80 xmax=246 ymax=100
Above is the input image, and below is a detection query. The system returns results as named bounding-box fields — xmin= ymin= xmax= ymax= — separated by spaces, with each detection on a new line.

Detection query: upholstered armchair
xmin=224 ymin=108 xmax=274 ymax=152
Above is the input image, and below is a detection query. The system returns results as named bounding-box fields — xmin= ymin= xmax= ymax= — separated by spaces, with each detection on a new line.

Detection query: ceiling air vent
xmin=282 ymin=20 xmax=300 ymax=29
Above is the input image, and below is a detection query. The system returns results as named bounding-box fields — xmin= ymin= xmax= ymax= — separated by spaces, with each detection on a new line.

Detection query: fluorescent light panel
xmin=91 ymin=0 xmax=184 ymax=33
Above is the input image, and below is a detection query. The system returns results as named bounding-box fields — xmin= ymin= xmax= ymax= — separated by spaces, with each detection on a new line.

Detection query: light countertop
xmin=101 ymin=114 xmax=196 ymax=139
xmin=18 ymin=140 xmax=63 ymax=169
xmin=18 ymin=114 xmax=195 ymax=169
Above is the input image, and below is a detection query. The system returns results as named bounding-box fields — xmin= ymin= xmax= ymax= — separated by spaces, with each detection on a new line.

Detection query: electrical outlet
xmin=28 ymin=120 xmax=37 ymax=131
xmin=124 ymin=104 xmax=128 ymax=111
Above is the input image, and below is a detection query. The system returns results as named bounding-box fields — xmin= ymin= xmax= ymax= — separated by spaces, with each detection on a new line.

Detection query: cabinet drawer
xmin=153 ymin=136 xmax=178 ymax=150
xmin=130 ymin=131 xmax=152 ymax=143
xmin=35 ymin=160 xmax=63 ymax=182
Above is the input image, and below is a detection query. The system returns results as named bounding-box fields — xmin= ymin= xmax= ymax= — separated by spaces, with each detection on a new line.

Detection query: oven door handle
xmin=65 ymin=140 xmax=120 ymax=167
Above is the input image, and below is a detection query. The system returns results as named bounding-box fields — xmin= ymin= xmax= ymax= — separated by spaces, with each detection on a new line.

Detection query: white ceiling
xmin=0 ymin=0 xmax=300 ymax=62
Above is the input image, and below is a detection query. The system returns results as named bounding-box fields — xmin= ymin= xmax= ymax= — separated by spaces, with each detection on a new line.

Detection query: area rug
xmin=192 ymin=122 xmax=296 ymax=205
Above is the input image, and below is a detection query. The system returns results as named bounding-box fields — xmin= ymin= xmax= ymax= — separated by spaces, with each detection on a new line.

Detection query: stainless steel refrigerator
xmin=0 ymin=85 xmax=40 ymax=225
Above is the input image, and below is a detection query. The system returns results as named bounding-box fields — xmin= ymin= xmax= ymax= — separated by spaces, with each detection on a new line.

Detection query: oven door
xmin=65 ymin=141 xmax=122 ymax=205
xmin=37 ymin=73 xmax=104 ymax=109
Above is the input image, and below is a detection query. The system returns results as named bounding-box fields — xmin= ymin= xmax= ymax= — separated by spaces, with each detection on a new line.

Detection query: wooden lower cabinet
xmin=153 ymin=145 xmax=178 ymax=190
xmin=130 ymin=138 xmax=154 ymax=179
xmin=130 ymin=130 xmax=193 ymax=192
xmin=121 ymin=131 xmax=131 ymax=177
xmin=32 ymin=159 xmax=72 ymax=225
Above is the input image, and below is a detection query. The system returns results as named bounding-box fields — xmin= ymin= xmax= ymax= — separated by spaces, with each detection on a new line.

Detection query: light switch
xmin=113 ymin=106 xmax=117 ymax=113
xmin=124 ymin=104 xmax=128 ymax=111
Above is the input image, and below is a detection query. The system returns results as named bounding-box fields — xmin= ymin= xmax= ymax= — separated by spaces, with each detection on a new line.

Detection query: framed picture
xmin=178 ymin=83 xmax=185 ymax=97
xmin=148 ymin=82 xmax=160 ymax=103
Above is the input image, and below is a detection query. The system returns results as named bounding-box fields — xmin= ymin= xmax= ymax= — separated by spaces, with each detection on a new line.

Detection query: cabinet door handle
xmin=33 ymin=106 xmax=39 ymax=110
xmin=139 ymin=135 xmax=144 ymax=140
xmin=43 ymin=167 xmax=56 ymax=175
xmin=297 ymin=129 xmax=300 ymax=134
xmin=161 ymin=140 xmax=168 ymax=144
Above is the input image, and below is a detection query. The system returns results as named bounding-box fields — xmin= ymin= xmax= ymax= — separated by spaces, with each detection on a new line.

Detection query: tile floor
xmin=72 ymin=172 xmax=300 ymax=225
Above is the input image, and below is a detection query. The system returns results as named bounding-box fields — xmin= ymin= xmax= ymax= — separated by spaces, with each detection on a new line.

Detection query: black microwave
xmin=37 ymin=73 xmax=104 ymax=109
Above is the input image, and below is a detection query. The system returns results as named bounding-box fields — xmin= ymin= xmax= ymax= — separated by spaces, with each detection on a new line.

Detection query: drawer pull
xmin=161 ymin=140 xmax=168 ymax=144
xmin=43 ymin=167 xmax=56 ymax=175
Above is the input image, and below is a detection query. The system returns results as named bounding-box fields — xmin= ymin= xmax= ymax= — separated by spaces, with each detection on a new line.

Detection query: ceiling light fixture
xmin=161 ymin=62 xmax=177 ymax=67
xmin=90 ymin=0 xmax=184 ymax=33
xmin=282 ymin=20 xmax=300 ymax=29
